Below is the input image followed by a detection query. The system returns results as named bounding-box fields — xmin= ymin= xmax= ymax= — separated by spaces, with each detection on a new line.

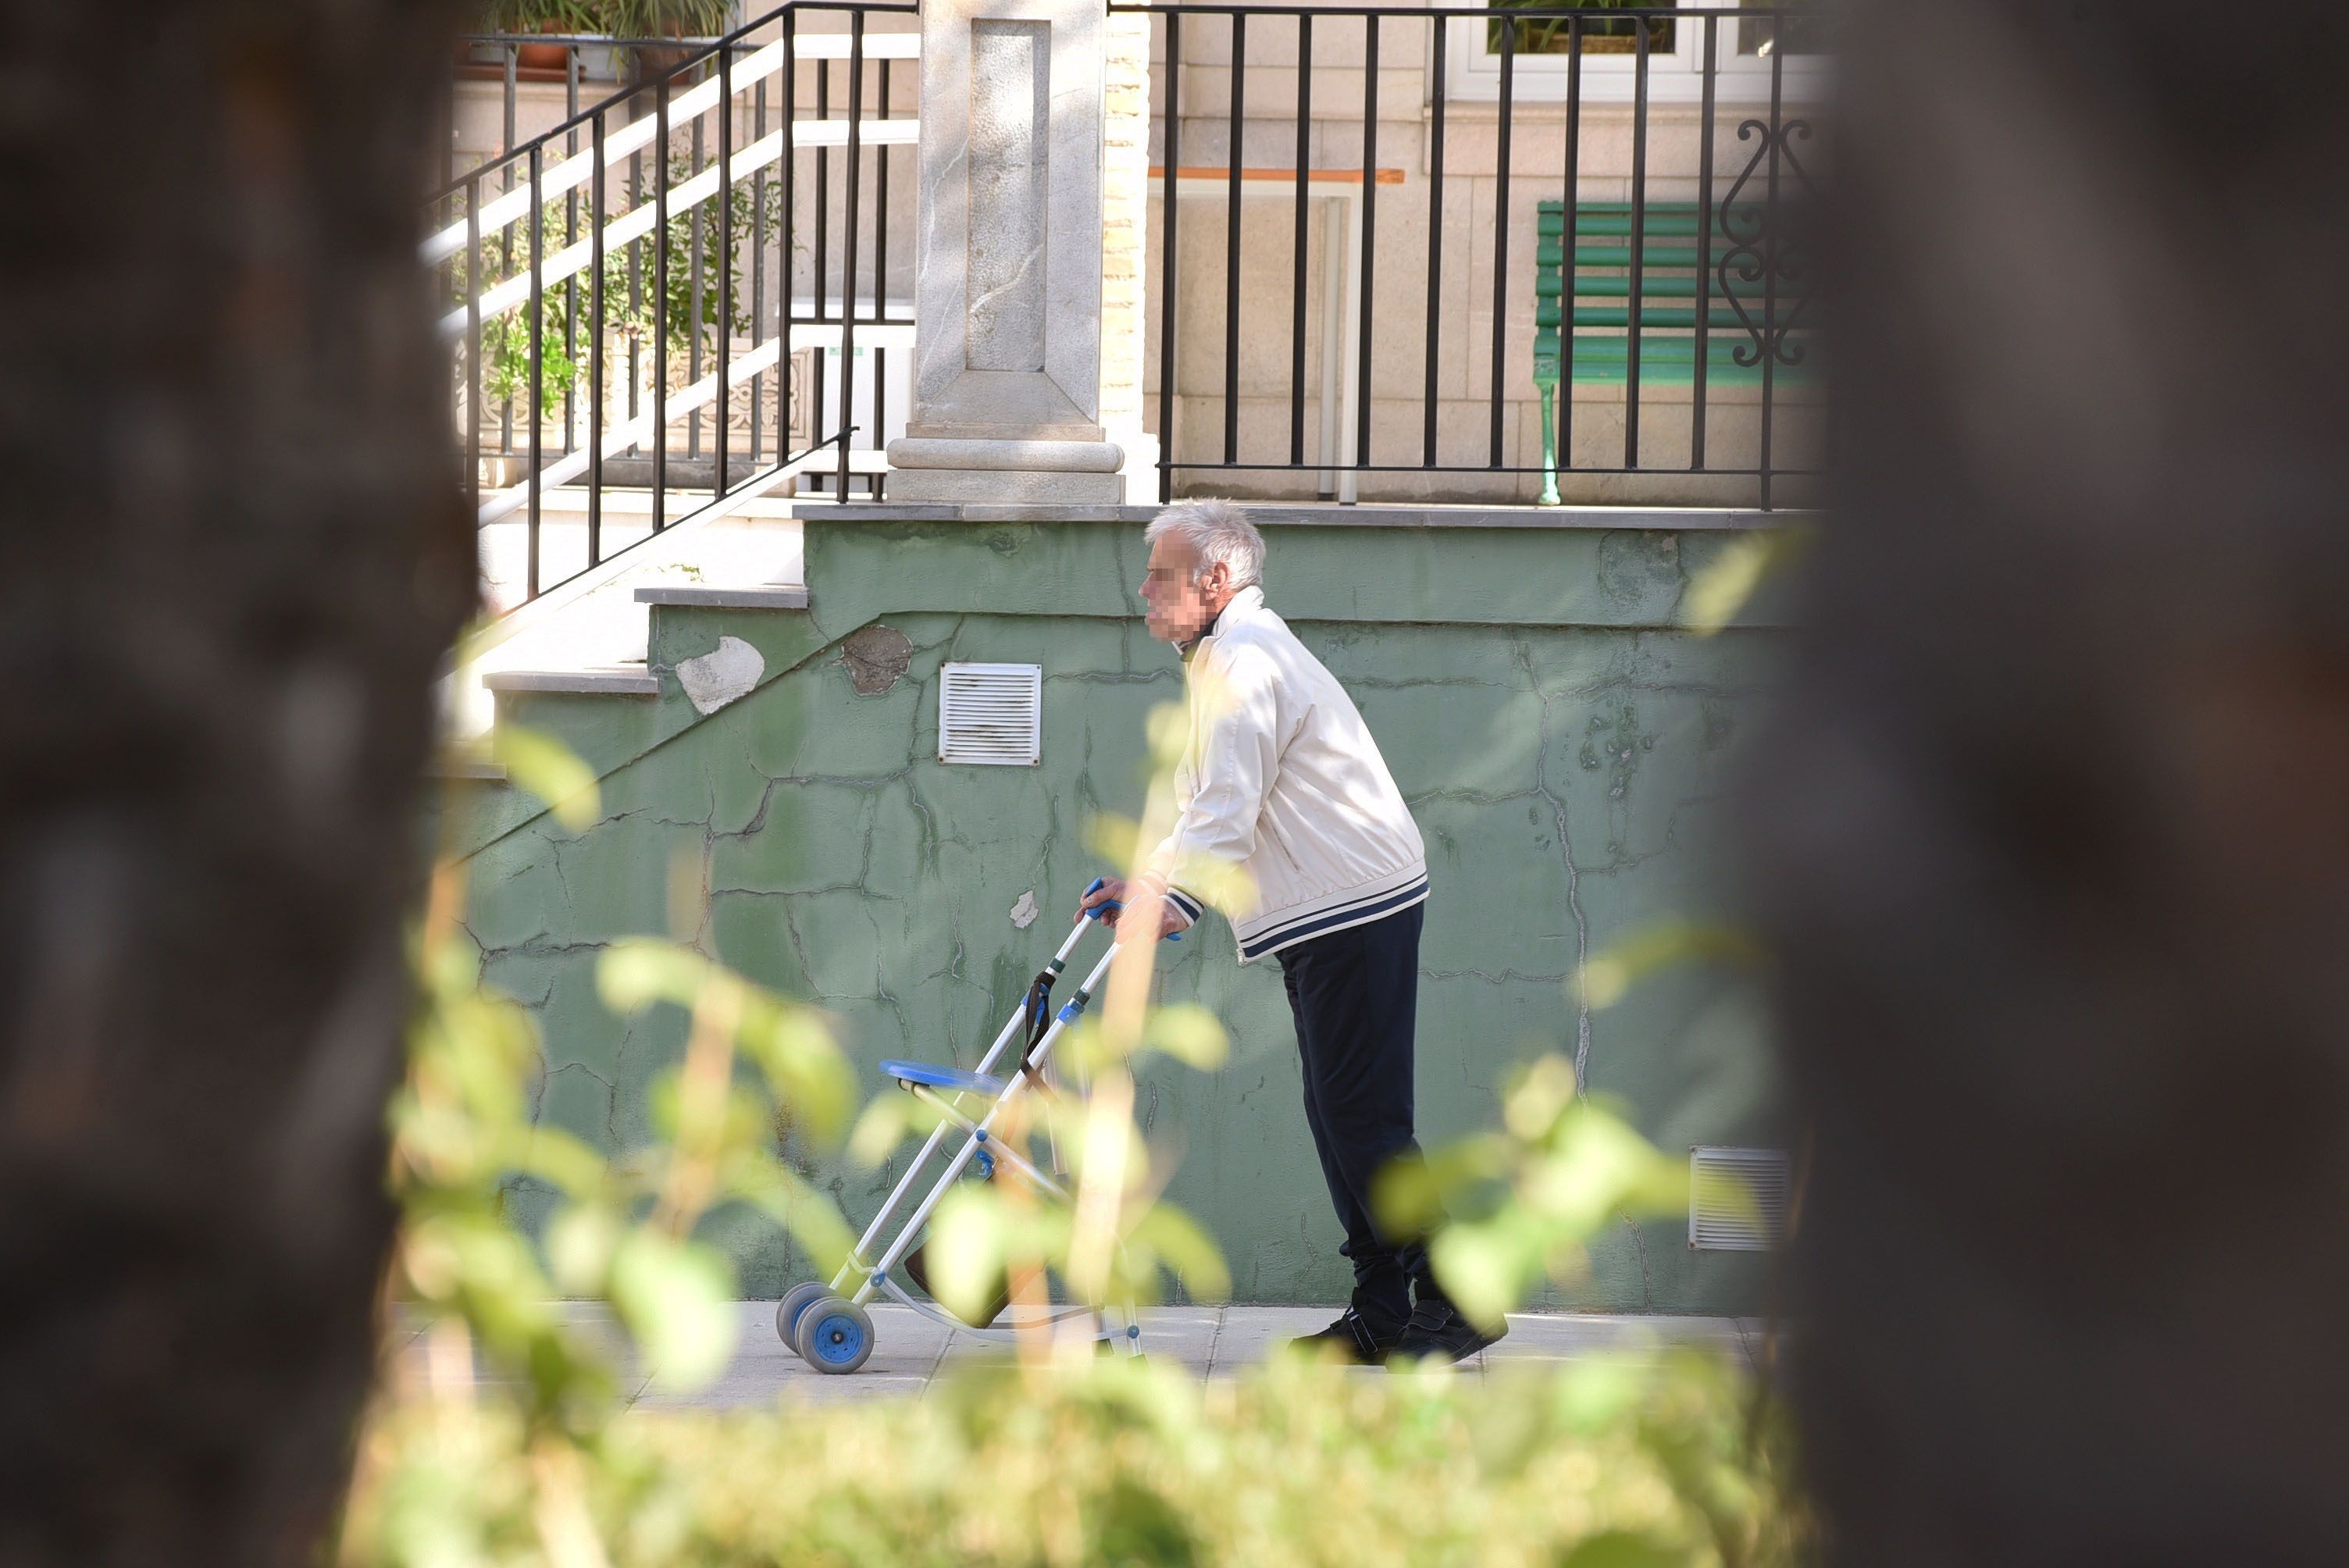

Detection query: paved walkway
xmin=397 ymin=1303 xmax=1779 ymax=1409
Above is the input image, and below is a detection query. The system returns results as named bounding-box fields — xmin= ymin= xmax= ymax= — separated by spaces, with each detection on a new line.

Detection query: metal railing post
xmin=1221 ymin=12 xmax=1245 ymax=468
xmin=781 ymin=10 xmax=798 ymax=469
xmin=590 ymin=108 xmax=607 ymax=569
xmin=837 ymin=12 xmax=867 ymax=497
xmin=654 ymin=70 xmax=670 ymax=532
xmin=1488 ymin=17 xmax=1512 ymax=468
xmin=1759 ymin=34 xmax=1784 ymax=511
xmin=1425 ymin=19 xmax=1445 ymax=469
xmin=718 ymin=42 xmax=734 ymax=496
xmin=1625 ymin=21 xmax=1650 ymax=469
xmin=1157 ymin=13 xmax=1182 ymax=504
xmin=527 ymin=141 xmax=544 ymax=600
xmin=1288 ymin=12 xmax=1310 ymax=472
xmin=1691 ymin=12 xmax=1716 ymax=472
xmin=873 ymin=55 xmax=893 ymax=497
xmin=1559 ymin=13 xmax=1581 ymax=480
xmin=467 ymin=172 xmax=483 ymax=515
xmin=1354 ymin=13 xmax=1378 ymax=481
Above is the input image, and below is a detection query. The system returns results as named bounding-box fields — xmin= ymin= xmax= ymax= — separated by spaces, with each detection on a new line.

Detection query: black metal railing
xmin=1115 ymin=3 xmax=1824 ymax=508
xmin=449 ymin=32 xmax=726 ymax=187
xmin=430 ymin=2 xmax=917 ymax=612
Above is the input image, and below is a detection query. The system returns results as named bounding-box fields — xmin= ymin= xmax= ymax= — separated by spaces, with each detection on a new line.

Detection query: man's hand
xmin=1075 ymin=878 xmax=1196 ymax=943
xmin=1075 ymin=877 xmax=1128 ymax=925
xmin=1129 ymin=895 xmax=1193 ymax=945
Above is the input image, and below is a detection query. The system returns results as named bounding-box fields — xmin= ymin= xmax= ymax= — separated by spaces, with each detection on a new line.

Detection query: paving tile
xmin=1202 ymin=1306 xmax=1342 ymax=1374
xmin=932 ymin=1310 xmax=1132 ymax=1371
xmin=1129 ymin=1308 xmax=1221 ymax=1377
xmin=1487 ymin=1312 xmax=1739 ymax=1360
xmin=383 ymin=1305 xmax=1774 ymax=1409
xmin=779 ymin=1374 xmax=932 ymax=1406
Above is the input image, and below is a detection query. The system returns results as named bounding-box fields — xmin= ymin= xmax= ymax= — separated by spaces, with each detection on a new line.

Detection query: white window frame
xmin=1437 ymin=1 xmax=1831 ymax=106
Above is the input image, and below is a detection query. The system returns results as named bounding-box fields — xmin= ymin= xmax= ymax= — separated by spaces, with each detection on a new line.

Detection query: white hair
xmin=1145 ymin=498 xmax=1266 ymax=590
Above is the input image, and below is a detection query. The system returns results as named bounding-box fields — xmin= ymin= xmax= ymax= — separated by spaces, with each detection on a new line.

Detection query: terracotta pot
xmin=515 ymin=23 xmax=572 ymax=74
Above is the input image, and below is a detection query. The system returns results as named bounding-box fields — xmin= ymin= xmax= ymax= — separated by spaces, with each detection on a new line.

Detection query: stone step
xmin=483 ymin=666 xmax=661 ymax=697
xmin=634 ymin=585 xmax=811 ymax=611
xmin=479 ymin=589 xmax=822 ymax=777
xmin=477 ymin=489 xmax=804 ymax=618
xmin=449 ymin=495 xmax=807 ymax=739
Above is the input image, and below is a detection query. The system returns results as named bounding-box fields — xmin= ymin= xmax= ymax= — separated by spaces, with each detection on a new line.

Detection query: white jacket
xmin=1143 ymin=586 xmax=1428 ymax=963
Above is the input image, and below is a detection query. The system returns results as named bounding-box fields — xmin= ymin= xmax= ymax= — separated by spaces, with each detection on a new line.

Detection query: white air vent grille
xmin=1689 ymin=1146 xmax=1791 ymax=1252
xmin=939 ymin=662 xmax=1043 ymax=766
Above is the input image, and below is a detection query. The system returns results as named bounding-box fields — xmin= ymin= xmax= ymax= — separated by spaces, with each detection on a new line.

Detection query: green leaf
xmin=1084 ymin=815 xmax=1142 ymax=871
xmin=1141 ymin=1004 xmax=1228 ymax=1071
xmin=1560 ymin=1529 xmax=1684 ymax=1568
xmin=1372 ymin=1135 xmax=1511 ymax=1235
xmin=596 ymin=939 xmax=714 ymax=1016
xmin=925 ymin=1186 xmax=1008 ymax=1328
xmin=486 ymin=1123 xmax=607 ymax=1199
xmin=490 ymin=725 xmax=601 ymax=832
xmin=1501 ymin=1055 xmax=1581 ymax=1142
xmin=546 ymin=1203 xmax=621 ymax=1295
xmin=1682 ymin=528 xmax=1809 ymax=637
xmin=847 ymin=1092 xmax=948 ymax=1169
xmin=720 ymin=1155 xmax=856 ymax=1278
xmin=1571 ymin=920 xmax=1765 ymax=1010
xmin=610 ymin=1230 xmax=737 ymax=1393
xmin=736 ymin=1000 xmax=854 ymax=1143
xmin=1125 ymin=1203 xmax=1232 ymax=1302
xmin=1428 ymin=1223 xmax=1530 ymax=1335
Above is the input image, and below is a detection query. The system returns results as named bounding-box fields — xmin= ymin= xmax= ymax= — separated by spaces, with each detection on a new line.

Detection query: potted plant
xmin=473 ymin=1 xmax=736 ymax=81
xmin=597 ymin=1 xmax=739 ymax=87
xmin=602 ymin=0 xmax=736 ymax=40
xmin=477 ymin=0 xmax=601 ymax=71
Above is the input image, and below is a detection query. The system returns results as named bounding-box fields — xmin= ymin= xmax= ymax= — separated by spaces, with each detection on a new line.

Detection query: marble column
xmin=885 ymin=0 xmax=1125 ymax=502
xmin=1100 ymin=12 xmax=1154 ymax=496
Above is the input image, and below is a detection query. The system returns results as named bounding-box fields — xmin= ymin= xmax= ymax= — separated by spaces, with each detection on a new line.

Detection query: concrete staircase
xmin=451 ymin=490 xmax=805 ymax=737
xmin=438 ymin=7 xmax=921 ymax=743
xmin=445 ymin=551 xmax=838 ymax=860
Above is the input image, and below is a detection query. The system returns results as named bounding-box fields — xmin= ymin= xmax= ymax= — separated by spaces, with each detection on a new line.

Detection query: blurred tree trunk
xmin=1752 ymin=2 xmax=2349 ymax=1563
xmin=0 ymin=4 xmax=472 ymax=1563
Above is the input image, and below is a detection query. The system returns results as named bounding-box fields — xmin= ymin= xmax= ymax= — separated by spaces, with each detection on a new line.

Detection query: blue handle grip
xmin=1080 ymin=876 xmax=1182 ymax=940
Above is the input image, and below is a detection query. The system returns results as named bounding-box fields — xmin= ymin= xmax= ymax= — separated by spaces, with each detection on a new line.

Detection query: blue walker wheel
xmin=776 ymin=1282 xmax=830 ymax=1352
xmin=794 ymin=1296 xmax=875 ymax=1374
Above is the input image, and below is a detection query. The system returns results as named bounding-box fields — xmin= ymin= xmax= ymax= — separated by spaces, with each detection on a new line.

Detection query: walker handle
xmin=1081 ymin=875 xmax=1182 ymax=940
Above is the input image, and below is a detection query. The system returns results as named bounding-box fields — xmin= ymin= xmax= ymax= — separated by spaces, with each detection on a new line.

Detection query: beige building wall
xmin=1140 ymin=6 xmax=1824 ymax=507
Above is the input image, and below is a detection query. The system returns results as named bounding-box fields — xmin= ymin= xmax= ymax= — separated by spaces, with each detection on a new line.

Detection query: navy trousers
xmin=1275 ymin=902 xmax=1430 ymax=1324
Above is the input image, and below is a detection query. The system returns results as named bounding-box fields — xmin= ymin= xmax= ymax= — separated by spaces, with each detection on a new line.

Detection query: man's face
xmin=1141 ymin=535 xmax=1229 ymax=645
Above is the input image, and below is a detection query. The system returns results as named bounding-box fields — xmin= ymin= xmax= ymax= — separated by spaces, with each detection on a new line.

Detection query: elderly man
xmin=1075 ymin=499 xmax=1503 ymax=1364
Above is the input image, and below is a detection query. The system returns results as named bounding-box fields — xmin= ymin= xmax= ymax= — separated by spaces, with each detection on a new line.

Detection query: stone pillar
xmin=1101 ymin=13 xmax=1155 ymax=497
xmin=885 ymin=0 xmax=1124 ymax=503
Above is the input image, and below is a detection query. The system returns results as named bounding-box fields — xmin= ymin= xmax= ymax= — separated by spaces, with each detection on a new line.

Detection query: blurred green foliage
xmin=397 ymin=905 xmax=859 ymax=1424
xmin=395 ymin=730 xmax=858 ymax=1431
xmin=344 ymin=1352 xmax=1807 ymax=1566
xmin=358 ymin=730 xmax=1809 ymax=1563
xmin=453 ymin=158 xmax=765 ymax=419
xmin=1383 ymin=1058 xmax=1696 ymax=1335
xmin=476 ymin=1 xmax=737 ymax=44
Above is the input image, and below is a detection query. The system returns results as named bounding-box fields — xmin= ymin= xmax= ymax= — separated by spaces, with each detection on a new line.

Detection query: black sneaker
xmin=1284 ymin=1305 xmax=1406 ymax=1366
xmin=1391 ymin=1295 xmax=1506 ymax=1366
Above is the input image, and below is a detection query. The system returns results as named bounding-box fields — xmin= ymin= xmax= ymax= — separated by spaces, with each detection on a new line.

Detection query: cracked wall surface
xmin=455 ymin=519 xmax=1789 ymax=1312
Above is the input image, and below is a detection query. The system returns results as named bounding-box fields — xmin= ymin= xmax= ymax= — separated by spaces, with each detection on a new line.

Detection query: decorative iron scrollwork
xmin=1715 ymin=117 xmax=1815 ymax=370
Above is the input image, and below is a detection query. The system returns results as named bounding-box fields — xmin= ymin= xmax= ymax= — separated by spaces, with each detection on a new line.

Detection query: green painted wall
xmin=454 ymin=516 xmax=1789 ymax=1313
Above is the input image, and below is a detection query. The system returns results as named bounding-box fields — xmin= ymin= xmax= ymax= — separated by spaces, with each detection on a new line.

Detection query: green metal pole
xmin=1537 ymin=377 xmax=1560 ymax=505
